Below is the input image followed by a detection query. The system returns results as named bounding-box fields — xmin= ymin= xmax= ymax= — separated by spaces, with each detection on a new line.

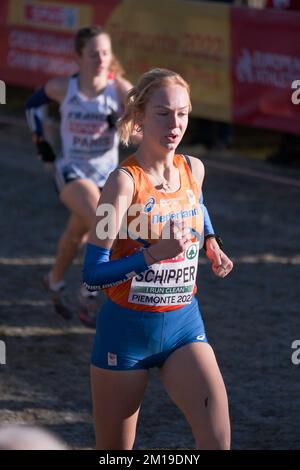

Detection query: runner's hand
xmin=32 ymin=134 xmax=56 ymax=162
xmin=145 ymin=220 xmax=193 ymax=264
xmin=205 ymin=238 xmax=233 ymax=278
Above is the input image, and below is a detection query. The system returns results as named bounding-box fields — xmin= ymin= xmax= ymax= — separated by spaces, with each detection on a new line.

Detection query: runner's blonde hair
xmin=118 ymin=68 xmax=191 ymax=146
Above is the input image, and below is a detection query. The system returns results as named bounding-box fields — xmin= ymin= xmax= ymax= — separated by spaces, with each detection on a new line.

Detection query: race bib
xmin=129 ymin=242 xmax=199 ymax=307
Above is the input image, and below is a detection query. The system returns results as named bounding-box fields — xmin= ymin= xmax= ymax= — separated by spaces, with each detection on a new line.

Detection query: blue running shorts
xmin=91 ymin=296 xmax=208 ymax=370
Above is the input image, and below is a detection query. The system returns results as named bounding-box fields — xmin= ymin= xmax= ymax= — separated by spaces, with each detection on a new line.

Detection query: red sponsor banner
xmin=1 ymin=0 xmax=300 ymax=136
xmin=231 ymin=6 xmax=300 ymax=135
xmin=0 ymin=0 xmax=120 ymax=88
xmin=0 ymin=27 xmax=78 ymax=86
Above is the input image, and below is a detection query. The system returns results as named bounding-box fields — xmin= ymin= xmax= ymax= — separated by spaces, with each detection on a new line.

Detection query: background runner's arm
xmin=105 ymin=77 xmax=133 ymax=131
xmin=25 ymin=87 xmax=50 ymax=139
xmin=26 ymin=88 xmax=56 ymax=163
xmin=25 ymin=78 xmax=67 ymax=162
xmin=114 ymin=75 xmax=133 ymax=110
xmin=114 ymin=76 xmax=143 ymax=145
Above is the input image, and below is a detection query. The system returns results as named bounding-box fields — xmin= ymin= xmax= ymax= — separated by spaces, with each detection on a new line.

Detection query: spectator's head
xmin=0 ymin=425 xmax=67 ymax=450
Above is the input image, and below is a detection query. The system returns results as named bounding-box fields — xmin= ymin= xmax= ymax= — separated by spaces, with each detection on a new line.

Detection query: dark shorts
xmin=54 ymin=163 xmax=106 ymax=193
xmin=91 ymin=296 xmax=208 ymax=370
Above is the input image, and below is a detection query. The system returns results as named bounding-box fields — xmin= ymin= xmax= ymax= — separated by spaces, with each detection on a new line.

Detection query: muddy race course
xmin=0 ymin=122 xmax=300 ymax=450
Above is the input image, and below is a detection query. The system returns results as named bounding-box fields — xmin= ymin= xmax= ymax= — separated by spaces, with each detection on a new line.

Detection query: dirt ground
xmin=0 ymin=121 xmax=300 ymax=450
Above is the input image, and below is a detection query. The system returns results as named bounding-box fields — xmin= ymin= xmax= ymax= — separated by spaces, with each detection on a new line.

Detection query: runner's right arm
xmin=25 ymin=78 xmax=68 ymax=162
xmin=83 ymin=169 xmax=149 ymax=290
xmin=83 ymin=170 xmax=192 ymax=291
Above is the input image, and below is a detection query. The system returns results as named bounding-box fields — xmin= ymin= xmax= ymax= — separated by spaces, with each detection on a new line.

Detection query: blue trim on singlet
xmin=200 ymin=194 xmax=214 ymax=235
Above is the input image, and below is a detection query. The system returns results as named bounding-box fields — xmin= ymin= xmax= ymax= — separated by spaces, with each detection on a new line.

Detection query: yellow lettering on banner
xmin=105 ymin=0 xmax=232 ymax=121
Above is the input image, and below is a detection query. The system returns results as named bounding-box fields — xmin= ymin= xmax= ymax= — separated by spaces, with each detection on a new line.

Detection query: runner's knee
xmin=195 ymin=427 xmax=230 ymax=450
xmin=63 ymin=223 xmax=88 ymax=246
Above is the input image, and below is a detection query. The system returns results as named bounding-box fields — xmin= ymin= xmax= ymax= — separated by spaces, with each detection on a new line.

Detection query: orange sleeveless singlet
xmin=104 ymin=154 xmax=204 ymax=312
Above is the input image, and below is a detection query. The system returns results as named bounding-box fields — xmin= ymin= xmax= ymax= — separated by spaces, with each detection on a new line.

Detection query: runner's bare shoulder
xmin=114 ymin=76 xmax=133 ymax=106
xmin=44 ymin=77 xmax=69 ymax=104
xmin=187 ymin=156 xmax=205 ymax=184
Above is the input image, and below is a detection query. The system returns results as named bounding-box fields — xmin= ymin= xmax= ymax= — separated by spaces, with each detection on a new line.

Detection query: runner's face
xmin=140 ymin=84 xmax=190 ymax=152
xmin=78 ymin=34 xmax=112 ymax=76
